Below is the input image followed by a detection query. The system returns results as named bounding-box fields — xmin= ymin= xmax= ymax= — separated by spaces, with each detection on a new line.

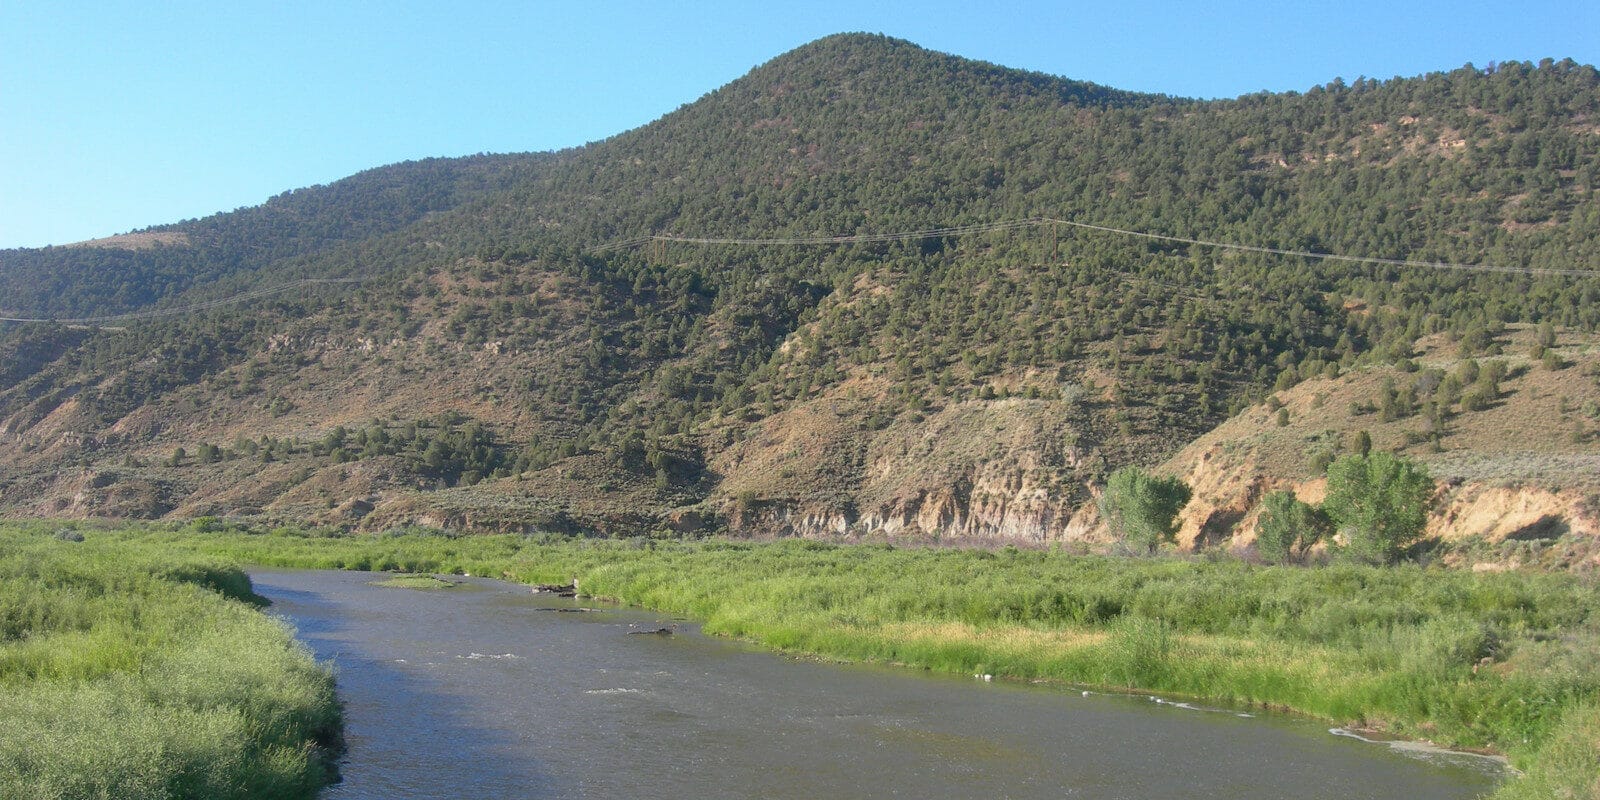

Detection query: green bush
xmin=1323 ymin=452 xmax=1434 ymax=564
xmin=1100 ymin=467 xmax=1192 ymax=554
xmin=1255 ymin=490 xmax=1329 ymax=564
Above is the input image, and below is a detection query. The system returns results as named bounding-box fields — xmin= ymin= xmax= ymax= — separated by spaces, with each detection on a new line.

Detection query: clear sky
xmin=3 ymin=1 xmax=1596 ymax=250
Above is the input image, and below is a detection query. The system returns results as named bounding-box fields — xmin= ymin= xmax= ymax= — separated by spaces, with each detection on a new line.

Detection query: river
xmin=251 ymin=569 xmax=1503 ymax=800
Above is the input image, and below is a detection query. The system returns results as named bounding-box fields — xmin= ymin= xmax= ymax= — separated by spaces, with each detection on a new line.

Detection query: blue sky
xmin=3 ymin=1 xmax=1596 ymax=249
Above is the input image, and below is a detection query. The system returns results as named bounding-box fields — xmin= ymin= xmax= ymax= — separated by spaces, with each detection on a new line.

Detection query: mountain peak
xmin=722 ymin=32 xmax=1157 ymax=112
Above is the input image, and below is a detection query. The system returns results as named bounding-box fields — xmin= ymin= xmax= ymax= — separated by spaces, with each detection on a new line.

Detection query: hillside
xmin=0 ymin=154 xmax=545 ymax=320
xmin=1163 ymin=324 xmax=1600 ymax=568
xmin=1 ymin=34 xmax=1598 ymax=550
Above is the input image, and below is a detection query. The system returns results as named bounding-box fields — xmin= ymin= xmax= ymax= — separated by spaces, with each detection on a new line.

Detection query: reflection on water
xmin=252 ymin=570 xmax=1502 ymax=800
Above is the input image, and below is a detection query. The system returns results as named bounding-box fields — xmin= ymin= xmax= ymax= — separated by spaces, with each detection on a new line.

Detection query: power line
xmin=587 ymin=234 xmax=656 ymax=254
xmin=591 ymin=216 xmax=1599 ymax=278
xmin=653 ymin=218 xmax=1043 ymax=246
xmin=0 ymin=278 xmax=363 ymax=326
xmin=9 ymin=217 xmax=1589 ymax=327
xmin=1034 ymin=218 xmax=1600 ymax=278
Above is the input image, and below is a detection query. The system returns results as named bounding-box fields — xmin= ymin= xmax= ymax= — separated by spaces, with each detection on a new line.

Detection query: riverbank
xmin=0 ymin=523 xmax=340 ymax=799
xmin=37 ymin=522 xmax=1600 ymax=798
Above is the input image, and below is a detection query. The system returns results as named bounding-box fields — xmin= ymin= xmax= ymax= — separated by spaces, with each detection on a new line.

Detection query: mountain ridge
xmin=2 ymin=34 xmax=1598 ymax=556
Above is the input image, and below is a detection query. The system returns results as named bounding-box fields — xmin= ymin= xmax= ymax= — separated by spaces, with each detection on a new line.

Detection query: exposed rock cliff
xmin=712 ymin=387 xmax=1117 ymax=543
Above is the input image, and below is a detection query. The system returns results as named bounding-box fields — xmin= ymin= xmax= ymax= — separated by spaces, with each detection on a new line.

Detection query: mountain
xmin=2 ymin=34 xmax=1598 ymax=555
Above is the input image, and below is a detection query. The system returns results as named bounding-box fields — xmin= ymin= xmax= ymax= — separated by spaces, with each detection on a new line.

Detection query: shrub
xmin=1349 ymin=430 xmax=1372 ymax=457
xmin=1323 ymin=453 xmax=1434 ymax=564
xmin=1536 ymin=322 xmax=1557 ymax=349
xmin=1461 ymin=387 xmax=1494 ymax=412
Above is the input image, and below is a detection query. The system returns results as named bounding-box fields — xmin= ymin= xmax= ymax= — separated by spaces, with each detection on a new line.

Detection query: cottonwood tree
xmin=1101 ymin=467 xmax=1192 ymax=555
xmin=1323 ymin=452 xmax=1434 ymax=564
xmin=1255 ymin=490 xmax=1329 ymax=564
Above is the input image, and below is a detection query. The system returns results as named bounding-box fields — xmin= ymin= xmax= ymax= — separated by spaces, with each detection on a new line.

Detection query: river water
xmin=251 ymin=569 xmax=1503 ymax=800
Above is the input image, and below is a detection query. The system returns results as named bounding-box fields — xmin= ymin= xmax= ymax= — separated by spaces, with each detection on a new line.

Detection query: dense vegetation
xmin=0 ymin=522 xmax=339 ymax=799
xmin=3 ymin=36 xmax=1598 ymax=528
xmin=104 ymin=523 xmax=1600 ymax=799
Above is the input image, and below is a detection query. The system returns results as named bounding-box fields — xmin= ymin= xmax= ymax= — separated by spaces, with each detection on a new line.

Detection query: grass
xmin=0 ymin=521 xmax=340 ymax=800
xmin=1489 ymin=701 xmax=1600 ymax=800
xmin=369 ymin=573 xmax=458 ymax=589
xmin=37 ymin=520 xmax=1600 ymax=799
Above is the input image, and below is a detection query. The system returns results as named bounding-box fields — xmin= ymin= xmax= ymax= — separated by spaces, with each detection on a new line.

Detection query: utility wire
xmin=591 ymin=216 xmax=1599 ymax=278
xmin=1034 ymin=217 xmax=1600 ymax=278
xmin=11 ymin=217 xmax=1590 ymax=327
xmin=653 ymin=218 xmax=1043 ymax=246
xmin=588 ymin=234 xmax=657 ymax=253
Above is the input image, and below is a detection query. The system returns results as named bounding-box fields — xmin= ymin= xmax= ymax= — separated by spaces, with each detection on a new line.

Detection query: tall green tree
xmin=1255 ymin=490 xmax=1328 ymax=564
xmin=1101 ymin=467 xmax=1192 ymax=555
xmin=1322 ymin=453 xmax=1434 ymax=564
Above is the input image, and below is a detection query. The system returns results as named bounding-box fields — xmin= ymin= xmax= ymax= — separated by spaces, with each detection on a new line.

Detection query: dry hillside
xmin=1163 ymin=324 xmax=1600 ymax=568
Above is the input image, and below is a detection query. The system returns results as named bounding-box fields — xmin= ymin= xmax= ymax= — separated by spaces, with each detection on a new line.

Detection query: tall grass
xmin=0 ymin=522 xmax=339 ymax=799
xmin=1489 ymin=702 xmax=1600 ymax=800
xmin=93 ymin=523 xmax=1600 ymax=799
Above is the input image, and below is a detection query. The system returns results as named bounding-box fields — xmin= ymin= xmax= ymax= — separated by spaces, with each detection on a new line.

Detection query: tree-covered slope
xmin=0 ymin=153 xmax=546 ymax=319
